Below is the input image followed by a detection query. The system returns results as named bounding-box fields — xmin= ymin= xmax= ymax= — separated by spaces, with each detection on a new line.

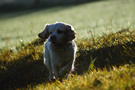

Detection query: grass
xmin=33 ymin=29 xmax=135 ymax=90
xmin=0 ymin=29 xmax=135 ymax=89
xmin=36 ymin=65 xmax=135 ymax=90
xmin=0 ymin=0 xmax=135 ymax=89
xmin=0 ymin=0 xmax=135 ymax=48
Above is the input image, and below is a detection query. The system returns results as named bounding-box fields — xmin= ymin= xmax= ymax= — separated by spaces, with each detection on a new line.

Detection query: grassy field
xmin=0 ymin=0 xmax=135 ymax=49
xmin=0 ymin=0 xmax=135 ymax=89
xmin=0 ymin=28 xmax=135 ymax=89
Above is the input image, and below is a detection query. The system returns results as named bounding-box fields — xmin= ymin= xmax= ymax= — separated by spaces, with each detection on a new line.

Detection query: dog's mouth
xmin=51 ymin=41 xmax=64 ymax=47
xmin=49 ymin=36 xmax=71 ymax=48
xmin=50 ymin=39 xmax=70 ymax=48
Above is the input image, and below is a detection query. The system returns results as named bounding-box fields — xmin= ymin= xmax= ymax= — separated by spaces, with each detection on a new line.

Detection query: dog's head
xmin=38 ymin=22 xmax=76 ymax=46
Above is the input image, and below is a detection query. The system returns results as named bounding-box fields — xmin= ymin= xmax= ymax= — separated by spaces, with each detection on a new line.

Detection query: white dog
xmin=38 ymin=22 xmax=77 ymax=81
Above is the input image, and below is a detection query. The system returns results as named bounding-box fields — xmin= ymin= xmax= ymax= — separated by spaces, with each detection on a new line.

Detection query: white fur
xmin=38 ymin=22 xmax=77 ymax=81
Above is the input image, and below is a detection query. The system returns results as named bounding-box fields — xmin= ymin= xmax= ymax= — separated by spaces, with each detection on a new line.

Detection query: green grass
xmin=35 ymin=65 xmax=135 ymax=90
xmin=0 ymin=0 xmax=135 ymax=48
xmin=0 ymin=29 xmax=135 ymax=89
xmin=0 ymin=0 xmax=135 ymax=89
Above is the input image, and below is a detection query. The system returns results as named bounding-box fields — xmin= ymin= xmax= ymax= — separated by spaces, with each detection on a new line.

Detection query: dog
xmin=38 ymin=22 xmax=77 ymax=81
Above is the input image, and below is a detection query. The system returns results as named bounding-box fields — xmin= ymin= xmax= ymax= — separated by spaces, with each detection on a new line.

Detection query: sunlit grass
xmin=34 ymin=65 xmax=135 ymax=90
xmin=33 ymin=29 xmax=135 ymax=90
xmin=0 ymin=0 xmax=135 ymax=48
xmin=0 ymin=0 xmax=135 ymax=89
xmin=0 ymin=29 xmax=135 ymax=89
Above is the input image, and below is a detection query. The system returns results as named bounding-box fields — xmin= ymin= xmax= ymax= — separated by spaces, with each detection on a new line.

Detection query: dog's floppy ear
xmin=38 ymin=24 xmax=50 ymax=39
xmin=65 ymin=25 xmax=76 ymax=41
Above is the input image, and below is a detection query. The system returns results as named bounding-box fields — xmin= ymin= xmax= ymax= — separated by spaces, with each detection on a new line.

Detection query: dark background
xmin=0 ymin=0 xmax=102 ymax=12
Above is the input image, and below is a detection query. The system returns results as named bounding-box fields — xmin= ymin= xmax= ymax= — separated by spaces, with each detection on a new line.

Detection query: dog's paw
xmin=49 ymin=76 xmax=56 ymax=82
xmin=71 ymin=67 xmax=76 ymax=74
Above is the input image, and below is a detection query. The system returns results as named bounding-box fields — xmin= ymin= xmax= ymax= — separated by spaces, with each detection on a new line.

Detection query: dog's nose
xmin=50 ymin=35 xmax=56 ymax=41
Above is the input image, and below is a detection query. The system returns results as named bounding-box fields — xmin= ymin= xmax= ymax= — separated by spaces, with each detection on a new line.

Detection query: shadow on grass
xmin=75 ymin=41 xmax=135 ymax=74
xmin=0 ymin=0 xmax=102 ymax=12
xmin=0 ymin=38 xmax=135 ymax=89
xmin=0 ymin=0 xmax=103 ymax=20
xmin=0 ymin=53 xmax=48 ymax=89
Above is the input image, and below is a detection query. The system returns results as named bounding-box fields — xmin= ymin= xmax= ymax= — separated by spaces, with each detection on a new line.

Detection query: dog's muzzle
xmin=50 ymin=35 xmax=56 ymax=42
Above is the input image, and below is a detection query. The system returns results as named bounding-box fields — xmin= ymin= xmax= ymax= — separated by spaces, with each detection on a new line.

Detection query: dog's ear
xmin=65 ymin=25 xmax=76 ymax=41
xmin=38 ymin=24 xmax=50 ymax=39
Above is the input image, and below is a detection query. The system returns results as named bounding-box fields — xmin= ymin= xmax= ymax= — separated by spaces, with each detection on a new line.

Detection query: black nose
xmin=50 ymin=35 xmax=56 ymax=41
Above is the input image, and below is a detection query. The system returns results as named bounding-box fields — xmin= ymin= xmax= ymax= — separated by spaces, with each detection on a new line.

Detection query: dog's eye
xmin=49 ymin=32 xmax=52 ymax=34
xmin=57 ymin=29 xmax=63 ymax=34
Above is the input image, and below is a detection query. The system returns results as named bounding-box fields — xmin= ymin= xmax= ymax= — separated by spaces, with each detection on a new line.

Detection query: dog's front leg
xmin=45 ymin=59 xmax=54 ymax=81
xmin=58 ymin=61 xmax=73 ymax=77
xmin=51 ymin=63 xmax=59 ymax=79
xmin=44 ymin=47 xmax=54 ymax=81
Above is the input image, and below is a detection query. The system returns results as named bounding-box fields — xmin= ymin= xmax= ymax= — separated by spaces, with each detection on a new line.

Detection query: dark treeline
xmin=0 ymin=0 xmax=103 ymax=12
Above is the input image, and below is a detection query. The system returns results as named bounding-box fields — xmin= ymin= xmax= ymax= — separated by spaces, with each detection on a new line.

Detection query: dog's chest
xmin=50 ymin=47 xmax=74 ymax=65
